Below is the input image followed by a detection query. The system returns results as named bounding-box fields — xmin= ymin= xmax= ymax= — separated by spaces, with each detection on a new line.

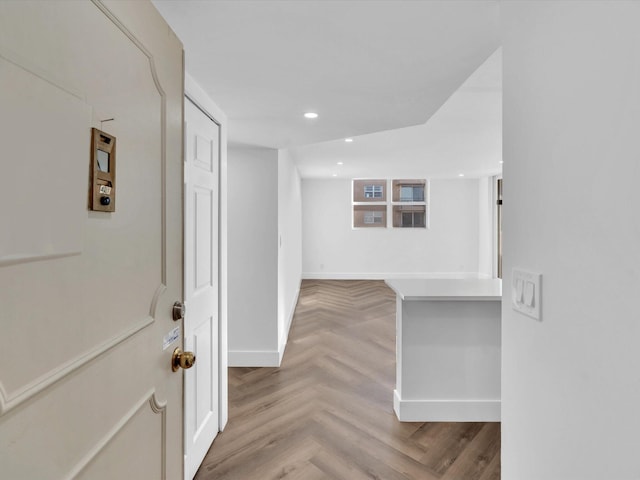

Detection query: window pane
xmin=393 ymin=179 xmax=426 ymax=202
xmin=393 ymin=205 xmax=426 ymax=228
xmin=400 ymin=186 xmax=413 ymax=201
xmin=364 ymin=185 xmax=383 ymax=198
xmin=354 ymin=204 xmax=386 ymax=228
xmin=363 ymin=211 xmax=381 ymax=224
xmin=354 ymin=179 xmax=386 ymax=202
xmin=363 ymin=213 xmax=372 ymax=223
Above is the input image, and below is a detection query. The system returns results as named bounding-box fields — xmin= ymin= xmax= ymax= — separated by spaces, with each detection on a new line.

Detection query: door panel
xmin=184 ymin=99 xmax=220 ymax=479
xmin=73 ymin=394 xmax=165 ymax=479
xmin=0 ymin=1 xmax=184 ymax=478
xmin=195 ymin=188 xmax=214 ymax=289
xmin=195 ymin=317 xmax=215 ymax=427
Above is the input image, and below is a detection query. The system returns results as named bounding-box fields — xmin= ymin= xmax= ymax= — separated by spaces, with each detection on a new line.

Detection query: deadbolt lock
xmin=171 ymin=348 xmax=196 ymax=372
xmin=172 ymin=301 xmax=185 ymax=321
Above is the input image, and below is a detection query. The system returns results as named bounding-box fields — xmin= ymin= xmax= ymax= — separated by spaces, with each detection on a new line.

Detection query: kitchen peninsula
xmin=385 ymin=278 xmax=502 ymax=422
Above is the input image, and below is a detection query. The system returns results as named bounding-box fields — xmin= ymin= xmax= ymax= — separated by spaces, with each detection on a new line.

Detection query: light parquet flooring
xmin=195 ymin=280 xmax=500 ymax=480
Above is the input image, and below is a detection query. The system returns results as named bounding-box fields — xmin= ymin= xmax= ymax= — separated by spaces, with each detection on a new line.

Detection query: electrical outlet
xmin=512 ymin=269 xmax=541 ymax=320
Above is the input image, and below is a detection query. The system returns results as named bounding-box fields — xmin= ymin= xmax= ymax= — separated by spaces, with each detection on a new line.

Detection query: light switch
xmin=515 ymin=279 xmax=524 ymax=303
xmin=524 ymin=281 xmax=535 ymax=307
xmin=512 ymin=269 xmax=542 ymax=320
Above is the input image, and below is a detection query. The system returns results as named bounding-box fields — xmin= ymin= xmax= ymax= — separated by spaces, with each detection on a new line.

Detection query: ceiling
xmin=288 ymin=48 xmax=502 ymax=179
xmin=152 ymin=0 xmax=501 ymax=150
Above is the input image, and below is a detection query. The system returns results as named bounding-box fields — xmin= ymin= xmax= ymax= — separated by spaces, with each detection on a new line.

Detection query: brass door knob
xmin=171 ymin=348 xmax=196 ymax=372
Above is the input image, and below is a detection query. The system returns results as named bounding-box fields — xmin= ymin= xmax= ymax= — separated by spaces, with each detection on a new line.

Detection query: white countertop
xmin=385 ymin=278 xmax=502 ymax=301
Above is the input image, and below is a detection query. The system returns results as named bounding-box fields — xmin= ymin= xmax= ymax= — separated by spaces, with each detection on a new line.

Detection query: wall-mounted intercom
xmin=89 ymin=128 xmax=116 ymax=212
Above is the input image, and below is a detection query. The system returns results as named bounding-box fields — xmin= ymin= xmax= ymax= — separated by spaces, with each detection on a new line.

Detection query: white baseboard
xmin=230 ymin=281 xmax=302 ymax=369
xmin=302 ymin=272 xmax=488 ymax=280
xmin=393 ymin=390 xmax=501 ymax=422
xmin=228 ymin=350 xmax=280 ymax=367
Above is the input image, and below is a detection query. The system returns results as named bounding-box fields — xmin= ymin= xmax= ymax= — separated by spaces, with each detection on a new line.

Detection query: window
xmin=391 ymin=179 xmax=427 ymax=228
xmin=400 ymin=185 xmax=424 ymax=201
xmin=353 ymin=205 xmax=386 ymax=228
xmin=393 ymin=205 xmax=426 ymax=228
xmin=352 ymin=179 xmax=428 ymax=229
xmin=353 ymin=179 xmax=387 ymax=228
xmin=393 ymin=180 xmax=426 ymax=202
xmin=364 ymin=210 xmax=383 ymax=224
xmin=353 ymin=179 xmax=386 ymax=202
xmin=364 ymin=185 xmax=384 ymax=199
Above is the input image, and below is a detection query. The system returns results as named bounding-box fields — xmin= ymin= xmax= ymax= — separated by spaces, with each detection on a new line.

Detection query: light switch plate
xmin=512 ymin=269 xmax=541 ymax=320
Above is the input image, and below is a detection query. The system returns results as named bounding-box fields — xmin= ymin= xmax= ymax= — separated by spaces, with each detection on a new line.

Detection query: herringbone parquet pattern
xmin=195 ymin=280 xmax=500 ymax=480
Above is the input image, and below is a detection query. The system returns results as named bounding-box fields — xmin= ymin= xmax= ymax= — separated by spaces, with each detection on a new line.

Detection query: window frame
xmin=364 ymin=185 xmax=384 ymax=199
xmin=353 ymin=204 xmax=387 ymax=228
xmin=363 ymin=210 xmax=384 ymax=224
xmin=391 ymin=179 xmax=428 ymax=229
xmin=393 ymin=204 xmax=427 ymax=228
xmin=352 ymin=178 xmax=429 ymax=230
xmin=353 ymin=179 xmax=387 ymax=203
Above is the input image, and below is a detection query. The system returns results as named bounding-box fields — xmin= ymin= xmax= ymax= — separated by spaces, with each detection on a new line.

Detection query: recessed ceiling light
xmin=345 ymin=138 xmax=353 ymax=142
xmin=304 ymin=112 xmax=318 ymax=119
xmin=332 ymin=173 xmax=338 ymax=177
xmin=337 ymin=162 xmax=343 ymax=165
xmin=458 ymin=173 xmax=465 ymax=177
xmin=499 ymin=160 xmax=504 ymax=164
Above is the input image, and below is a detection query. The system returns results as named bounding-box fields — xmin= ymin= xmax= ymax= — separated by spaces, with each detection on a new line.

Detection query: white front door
xmin=184 ymin=98 xmax=221 ymax=479
xmin=0 ymin=1 xmax=184 ymax=478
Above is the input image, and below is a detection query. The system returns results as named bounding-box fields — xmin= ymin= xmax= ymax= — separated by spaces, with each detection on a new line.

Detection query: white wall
xmin=302 ymin=178 xmax=487 ymax=278
xmin=227 ymin=145 xmax=279 ymax=364
xmin=227 ymin=146 xmax=302 ymax=366
xmin=277 ymin=150 xmax=302 ymax=358
xmin=501 ymin=2 xmax=640 ymax=479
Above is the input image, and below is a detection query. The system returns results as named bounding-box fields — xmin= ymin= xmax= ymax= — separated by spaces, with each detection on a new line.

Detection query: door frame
xmin=495 ymin=176 xmax=503 ymax=279
xmin=183 ymin=73 xmax=228 ymax=450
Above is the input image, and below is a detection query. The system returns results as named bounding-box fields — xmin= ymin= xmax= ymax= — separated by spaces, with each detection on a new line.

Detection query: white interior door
xmin=0 ymin=1 xmax=184 ymax=478
xmin=184 ymin=98 xmax=221 ymax=479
